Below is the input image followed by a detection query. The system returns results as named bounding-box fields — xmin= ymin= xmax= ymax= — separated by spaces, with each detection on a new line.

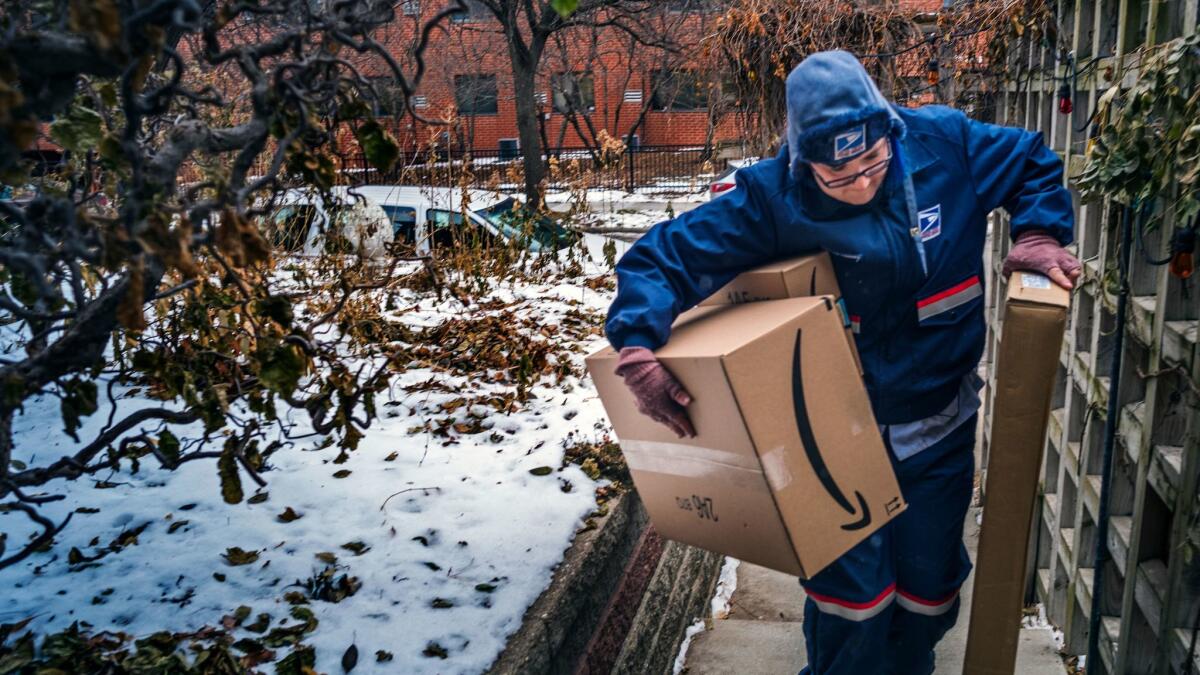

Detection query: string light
xmin=1057 ymin=82 xmax=1073 ymax=114
xmin=1169 ymin=224 xmax=1196 ymax=279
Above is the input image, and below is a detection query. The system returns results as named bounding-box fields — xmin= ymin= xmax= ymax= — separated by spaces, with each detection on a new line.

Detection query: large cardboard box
xmin=699 ymin=253 xmax=841 ymax=306
xmin=698 ymin=252 xmax=861 ymax=370
xmin=964 ymin=272 xmax=1070 ymax=675
xmin=586 ymin=296 xmax=906 ymax=578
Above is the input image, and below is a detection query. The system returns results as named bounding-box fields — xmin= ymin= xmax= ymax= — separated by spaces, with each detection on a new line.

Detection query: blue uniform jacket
xmin=605 ymin=105 xmax=1074 ymax=425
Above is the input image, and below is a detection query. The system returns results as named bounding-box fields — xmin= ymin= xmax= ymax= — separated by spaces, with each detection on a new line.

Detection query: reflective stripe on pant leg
xmin=799 ymin=523 xmax=895 ymax=674
xmin=896 ymin=587 xmax=960 ymax=616
xmin=886 ymin=414 xmax=977 ymax=675
xmin=807 ymin=583 xmax=897 ymax=622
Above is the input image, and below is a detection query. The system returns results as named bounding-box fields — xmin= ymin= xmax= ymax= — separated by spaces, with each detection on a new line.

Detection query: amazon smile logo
xmin=791 ymin=327 xmax=872 ymax=531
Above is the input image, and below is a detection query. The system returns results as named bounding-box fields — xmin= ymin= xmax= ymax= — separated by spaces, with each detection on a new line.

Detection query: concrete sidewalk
xmin=681 ymin=503 xmax=1066 ymax=674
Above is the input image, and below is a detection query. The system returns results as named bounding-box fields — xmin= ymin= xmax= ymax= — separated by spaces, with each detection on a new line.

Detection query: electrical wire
xmin=1136 ymin=211 xmax=1173 ymax=265
xmin=1085 ymin=202 xmax=1138 ymax=673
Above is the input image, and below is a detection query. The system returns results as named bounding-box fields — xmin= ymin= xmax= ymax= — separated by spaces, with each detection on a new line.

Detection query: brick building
xmin=367 ymin=0 xmax=981 ymax=156
xmin=369 ymin=1 xmax=750 ymax=154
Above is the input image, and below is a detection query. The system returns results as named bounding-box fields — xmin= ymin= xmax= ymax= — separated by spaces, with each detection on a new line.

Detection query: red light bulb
xmin=1170 ymin=251 xmax=1194 ymax=279
xmin=1057 ymin=83 xmax=1073 ymax=115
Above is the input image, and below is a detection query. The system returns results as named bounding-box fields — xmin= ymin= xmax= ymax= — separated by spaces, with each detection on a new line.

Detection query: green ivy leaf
xmin=275 ymin=645 xmax=316 ymax=675
xmin=258 ymin=342 xmax=305 ymax=395
xmin=158 ymin=430 xmax=180 ymax=464
xmin=49 ymin=103 xmax=104 ymax=155
xmin=60 ymin=377 xmax=98 ymax=442
xmin=550 ymin=0 xmax=579 ymax=17
xmin=218 ymin=448 xmax=244 ymax=504
xmin=355 ymin=120 xmax=399 ymax=173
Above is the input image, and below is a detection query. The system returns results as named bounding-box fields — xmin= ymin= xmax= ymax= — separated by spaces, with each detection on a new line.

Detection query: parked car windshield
xmin=474 ymin=198 xmax=577 ymax=252
xmin=268 ymin=204 xmax=318 ymax=252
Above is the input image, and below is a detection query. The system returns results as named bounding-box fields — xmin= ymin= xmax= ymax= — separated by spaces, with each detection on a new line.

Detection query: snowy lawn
xmin=2 ymin=252 xmax=630 ymax=672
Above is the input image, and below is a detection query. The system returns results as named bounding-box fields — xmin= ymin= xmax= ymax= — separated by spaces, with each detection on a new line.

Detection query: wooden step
xmin=1172 ymin=628 xmax=1200 ymax=674
xmin=1134 ymin=559 xmax=1168 ymax=636
xmin=1108 ymin=516 xmax=1132 ymax=578
xmin=1064 ymin=441 xmax=1081 ymax=484
xmin=1061 ymin=527 xmax=1076 ymax=569
xmin=1100 ymin=615 xmax=1121 ymax=674
xmin=1119 ymin=401 xmax=1146 ymax=464
xmin=1129 ymin=295 xmax=1156 ymax=347
xmin=1042 ymin=493 xmax=1059 ymax=532
xmin=1083 ymin=474 xmax=1102 ymax=521
xmin=1048 ymin=407 xmax=1066 ymax=446
xmin=1077 ymin=567 xmax=1094 ymax=618
xmin=1149 ymin=445 xmax=1183 ymax=510
xmin=1163 ymin=320 xmax=1197 ymax=372
xmin=1072 ymin=351 xmax=1092 ymax=396
xmin=1037 ymin=568 xmax=1053 ymax=604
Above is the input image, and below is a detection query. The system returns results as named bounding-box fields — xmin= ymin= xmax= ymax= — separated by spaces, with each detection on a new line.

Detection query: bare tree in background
xmin=445 ymin=0 xmax=668 ymax=208
xmin=0 ymin=0 xmax=461 ymax=569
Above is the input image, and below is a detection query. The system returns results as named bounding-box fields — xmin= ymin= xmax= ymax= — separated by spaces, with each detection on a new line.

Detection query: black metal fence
xmin=341 ymin=144 xmax=728 ymax=194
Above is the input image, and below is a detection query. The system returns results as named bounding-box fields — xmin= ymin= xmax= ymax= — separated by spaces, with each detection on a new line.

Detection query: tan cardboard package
xmin=699 ymin=253 xmax=841 ymax=306
xmin=586 ymin=296 xmax=906 ymax=578
xmin=697 ymin=252 xmax=861 ymax=371
xmin=964 ymin=272 xmax=1070 ymax=674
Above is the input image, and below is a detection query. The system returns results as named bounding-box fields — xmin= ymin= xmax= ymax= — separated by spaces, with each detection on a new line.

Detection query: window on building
xmin=650 ymin=70 xmax=708 ymax=111
xmin=719 ymin=75 xmax=746 ymax=109
xmin=454 ymin=74 xmax=498 ymax=115
xmin=449 ymin=0 xmax=490 ymax=22
xmin=401 ymin=0 xmax=419 ymax=15
xmin=368 ymin=76 xmax=406 ymax=117
xmin=551 ymin=72 xmax=595 ymax=114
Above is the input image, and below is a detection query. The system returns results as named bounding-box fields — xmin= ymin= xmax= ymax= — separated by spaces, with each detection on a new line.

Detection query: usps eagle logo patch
xmin=833 ymin=125 xmax=867 ymax=162
xmin=918 ymin=204 xmax=942 ymax=242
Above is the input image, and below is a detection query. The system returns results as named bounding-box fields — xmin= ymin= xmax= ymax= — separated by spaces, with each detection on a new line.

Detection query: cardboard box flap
xmin=701 ymin=253 xmax=839 ymax=307
xmin=657 ymin=296 xmax=835 ymax=359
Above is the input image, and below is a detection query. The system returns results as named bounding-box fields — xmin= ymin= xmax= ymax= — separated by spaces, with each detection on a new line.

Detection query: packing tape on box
xmin=759 ymin=446 xmax=794 ymax=492
xmin=620 ymin=440 xmax=771 ymax=495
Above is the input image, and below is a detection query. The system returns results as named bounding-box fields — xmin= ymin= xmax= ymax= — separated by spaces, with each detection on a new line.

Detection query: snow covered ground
xmin=2 ymin=245 xmax=630 ymax=672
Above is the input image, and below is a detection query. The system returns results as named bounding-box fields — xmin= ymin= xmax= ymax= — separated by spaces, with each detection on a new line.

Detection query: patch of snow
xmin=2 ymin=263 xmax=621 ymax=674
xmin=672 ymin=619 xmax=708 ymax=675
xmin=671 ymin=556 xmax=740 ymax=674
xmin=1022 ymin=603 xmax=1053 ymax=630
xmin=710 ymin=557 xmax=740 ymax=620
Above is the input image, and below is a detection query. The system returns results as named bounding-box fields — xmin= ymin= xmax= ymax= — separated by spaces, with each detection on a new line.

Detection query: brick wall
xmin=368 ymin=5 xmax=748 ymax=152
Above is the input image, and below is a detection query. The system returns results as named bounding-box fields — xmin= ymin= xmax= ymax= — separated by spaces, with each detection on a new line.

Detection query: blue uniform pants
xmin=798 ymin=414 xmax=976 ymax=675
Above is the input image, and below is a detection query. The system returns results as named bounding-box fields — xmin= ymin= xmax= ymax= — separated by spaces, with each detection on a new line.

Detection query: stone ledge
xmin=486 ymin=492 xmax=723 ymax=674
xmin=487 ymin=492 xmax=648 ymax=674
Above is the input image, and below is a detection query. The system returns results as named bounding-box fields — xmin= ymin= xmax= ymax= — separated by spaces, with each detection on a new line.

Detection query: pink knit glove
xmin=615 ymin=346 xmax=696 ymax=438
xmin=1003 ymin=230 xmax=1082 ymax=290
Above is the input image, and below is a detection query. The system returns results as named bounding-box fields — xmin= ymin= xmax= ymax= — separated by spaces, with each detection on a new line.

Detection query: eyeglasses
xmin=812 ymin=145 xmax=892 ymax=189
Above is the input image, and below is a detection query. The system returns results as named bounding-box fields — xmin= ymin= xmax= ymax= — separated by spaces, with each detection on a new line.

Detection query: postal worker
xmin=603 ymin=50 xmax=1080 ymax=674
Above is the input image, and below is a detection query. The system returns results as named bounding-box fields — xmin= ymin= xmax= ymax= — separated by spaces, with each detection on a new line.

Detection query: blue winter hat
xmin=786 ymin=50 xmax=906 ymax=175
